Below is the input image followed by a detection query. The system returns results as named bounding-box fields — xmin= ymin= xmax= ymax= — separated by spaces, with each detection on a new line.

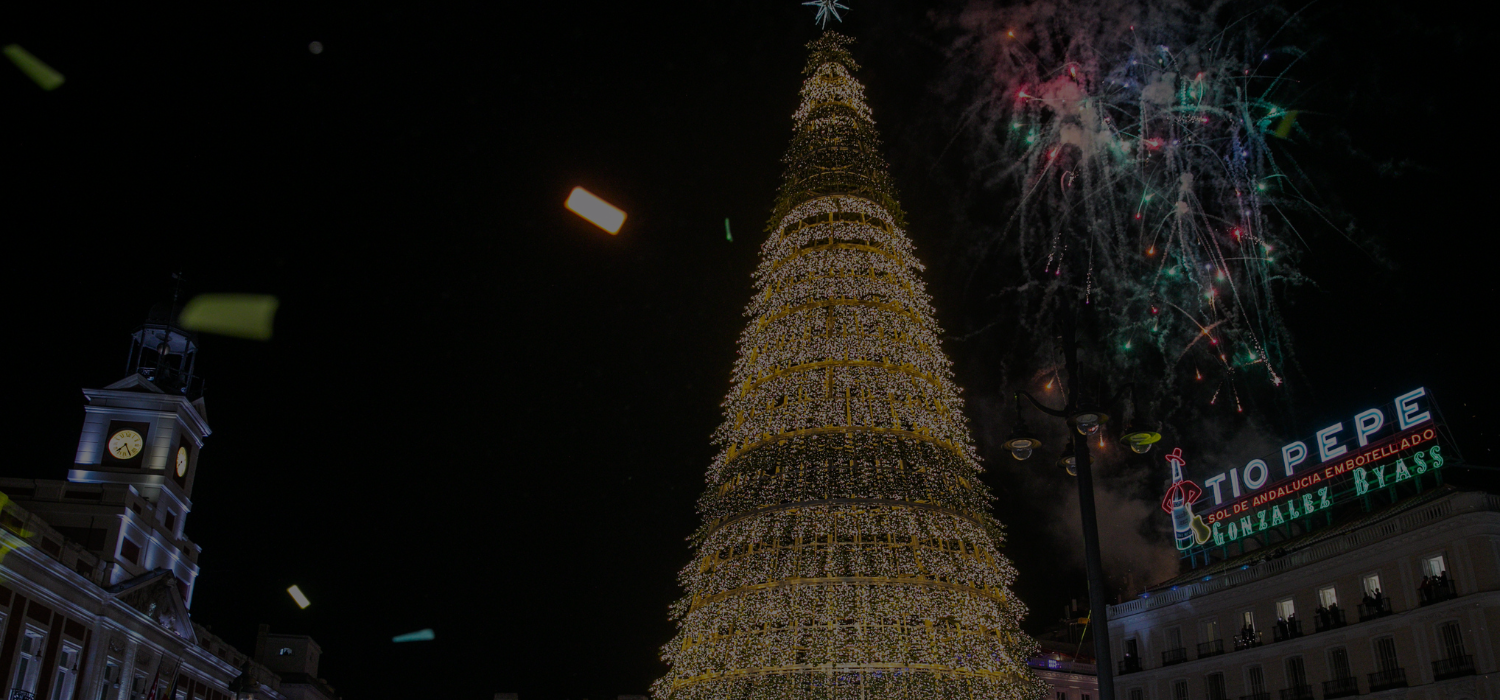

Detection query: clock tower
xmin=70 ymin=301 xmax=210 ymax=503
xmin=5 ymin=301 xmax=210 ymax=603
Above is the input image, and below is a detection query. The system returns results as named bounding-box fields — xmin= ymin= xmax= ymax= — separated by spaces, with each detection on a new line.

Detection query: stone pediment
xmin=108 ymin=569 xmax=196 ymax=643
xmin=103 ymin=374 xmax=166 ymax=393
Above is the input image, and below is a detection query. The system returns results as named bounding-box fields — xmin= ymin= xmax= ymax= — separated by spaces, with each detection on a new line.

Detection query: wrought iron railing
xmin=1117 ymin=656 xmax=1142 ymax=675
xmin=1433 ymin=654 xmax=1475 ymax=680
xmin=1162 ymin=647 xmax=1188 ymax=666
xmin=1197 ymin=639 xmax=1225 ymax=658
xmin=1322 ymin=676 xmax=1359 ymax=699
xmin=1314 ymin=608 xmax=1346 ymax=632
xmin=1238 ymin=693 xmax=1270 ymax=700
xmin=1368 ymin=667 xmax=1408 ymax=692
xmin=1233 ymin=632 xmax=1262 ymax=651
xmin=10 ymin=689 xmax=37 ymax=700
xmin=1358 ymin=598 xmax=1392 ymax=621
xmin=1272 ymin=619 xmax=1303 ymax=642
xmin=1277 ymin=685 xmax=1313 ymax=700
xmin=1419 ymin=579 xmax=1458 ymax=606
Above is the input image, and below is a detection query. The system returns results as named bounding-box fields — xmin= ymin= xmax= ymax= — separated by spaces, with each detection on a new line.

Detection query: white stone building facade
xmin=1107 ymin=488 xmax=1500 ymax=700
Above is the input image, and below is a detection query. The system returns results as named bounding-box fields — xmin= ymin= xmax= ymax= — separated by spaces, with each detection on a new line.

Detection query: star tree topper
xmin=803 ymin=0 xmax=849 ymax=28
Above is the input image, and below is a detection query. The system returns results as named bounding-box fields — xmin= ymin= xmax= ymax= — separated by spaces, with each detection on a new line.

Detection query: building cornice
xmin=1109 ymin=491 xmax=1500 ymax=620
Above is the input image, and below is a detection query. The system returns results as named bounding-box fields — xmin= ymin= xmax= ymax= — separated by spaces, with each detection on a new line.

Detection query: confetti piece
xmin=725 ymin=218 xmax=733 ymax=242
xmin=1272 ymin=110 xmax=1299 ymax=139
xmin=4 ymin=45 xmax=65 ymax=91
xmin=392 ymin=628 xmax=435 ymax=643
xmin=565 ymin=187 xmax=626 ymax=234
xmin=287 ymin=585 xmax=311 ymax=609
xmin=178 ymin=294 xmax=279 ymax=341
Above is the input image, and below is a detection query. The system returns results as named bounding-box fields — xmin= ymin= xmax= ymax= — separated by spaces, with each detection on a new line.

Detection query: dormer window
xmin=279 ymin=647 xmax=293 ymax=656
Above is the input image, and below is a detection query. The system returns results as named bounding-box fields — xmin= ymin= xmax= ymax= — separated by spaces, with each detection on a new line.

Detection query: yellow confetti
xmin=3 ymin=45 xmax=65 ymax=91
xmin=178 ymin=294 xmax=279 ymax=341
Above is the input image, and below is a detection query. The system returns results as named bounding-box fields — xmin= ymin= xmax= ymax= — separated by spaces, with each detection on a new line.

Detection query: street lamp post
xmin=1003 ymin=311 xmax=1161 ymax=700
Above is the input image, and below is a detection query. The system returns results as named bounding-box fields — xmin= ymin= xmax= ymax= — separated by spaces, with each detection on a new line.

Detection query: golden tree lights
xmin=654 ymin=33 xmax=1046 ymax=700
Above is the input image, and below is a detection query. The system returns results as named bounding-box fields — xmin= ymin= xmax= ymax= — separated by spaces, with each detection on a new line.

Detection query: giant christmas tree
xmin=655 ymin=33 xmax=1045 ymax=700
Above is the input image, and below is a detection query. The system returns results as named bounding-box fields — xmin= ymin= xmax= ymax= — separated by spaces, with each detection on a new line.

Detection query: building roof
xmin=1150 ymin=486 xmax=1460 ymax=591
xmin=1109 ymin=486 xmax=1500 ymax=620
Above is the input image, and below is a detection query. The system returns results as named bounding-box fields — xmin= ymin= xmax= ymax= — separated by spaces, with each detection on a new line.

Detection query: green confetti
xmin=178 ymin=294 xmax=279 ymax=341
xmin=4 ymin=45 xmax=65 ymax=91
xmin=725 ymin=218 xmax=733 ymax=242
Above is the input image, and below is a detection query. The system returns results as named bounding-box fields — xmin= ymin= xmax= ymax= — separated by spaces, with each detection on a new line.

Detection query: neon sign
xmin=1165 ymin=388 xmax=1452 ymax=556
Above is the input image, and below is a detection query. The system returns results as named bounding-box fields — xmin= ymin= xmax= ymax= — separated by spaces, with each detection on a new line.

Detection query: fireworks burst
xmin=945 ymin=0 xmax=1321 ymax=418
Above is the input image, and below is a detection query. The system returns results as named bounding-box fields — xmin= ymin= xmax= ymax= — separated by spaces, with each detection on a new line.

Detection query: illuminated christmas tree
xmin=654 ymin=33 xmax=1045 ymax=700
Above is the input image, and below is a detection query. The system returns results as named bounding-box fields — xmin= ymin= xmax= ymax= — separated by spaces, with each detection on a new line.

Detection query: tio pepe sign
xmin=1162 ymin=388 xmax=1447 ymax=553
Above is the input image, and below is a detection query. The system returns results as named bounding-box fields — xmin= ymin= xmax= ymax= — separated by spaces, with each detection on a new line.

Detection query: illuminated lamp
xmin=1057 ymin=441 xmax=1078 ymax=476
xmin=1003 ymin=430 xmax=1041 ymax=461
xmin=1069 ymin=407 xmax=1109 ymax=435
xmin=1004 ymin=394 xmax=1042 ymax=460
xmin=1119 ymin=422 xmax=1162 ymax=454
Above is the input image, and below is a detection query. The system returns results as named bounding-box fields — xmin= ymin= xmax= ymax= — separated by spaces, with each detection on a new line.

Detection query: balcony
xmin=1239 ymin=694 xmax=1270 ymax=700
xmin=10 ymin=690 xmax=36 ymax=700
xmin=1277 ymin=685 xmax=1313 ymax=700
xmin=1322 ymin=676 xmax=1359 ymax=699
xmin=1233 ymin=632 xmax=1263 ymax=651
xmin=1419 ymin=579 xmax=1457 ymax=606
xmin=1368 ymin=668 xmax=1408 ymax=692
xmin=1358 ymin=598 xmax=1392 ymax=621
xmin=1314 ymin=608 xmax=1347 ymax=633
xmin=1162 ymin=647 xmax=1188 ymax=666
xmin=1197 ymin=639 xmax=1225 ymax=658
xmin=1433 ymin=654 xmax=1476 ymax=680
xmin=1117 ymin=656 xmax=1142 ymax=675
xmin=1272 ymin=619 xmax=1303 ymax=642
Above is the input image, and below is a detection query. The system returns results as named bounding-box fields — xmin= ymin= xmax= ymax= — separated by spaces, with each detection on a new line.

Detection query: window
xmin=1166 ymin=626 xmax=1183 ymax=649
xmin=1203 ymin=619 xmax=1220 ymax=641
xmin=1082 ymin=695 xmax=1091 ymax=700
xmin=119 ymin=538 xmax=141 ymax=565
xmin=1241 ymin=610 xmax=1255 ymax=630
xmin=1276 ymin=598 xmax=1296 ymax=620
xmin=1246 ymin=665 xmax=1266 ymax=694
xmin=1057 ymin=693 xmax=1066 ymax=700
xmin=97 ymin=660 xmax=120 ymax=700
xmin=1130 ymin=690 xmax=1143 ymax=700
xmin=1318 ymin=586 xmax=1338 ymax=607
xmin=1172 ymin=679 xmax=1189 ymax=700
xmin=1285 ymin=656 xmax=1306 ymax=687
xmin=53 ymin=645 xmax=80 ymax=700
xmin=1362 ymin=573 xmax=1382 ymax=596
xmin=1439 ymin=621 xmax=1466 ymax=659
xmin=278 ymin=647 xmax=293 ymax=656
xmin=1422 ymin=554 xmax=1447 ymax=578
xmin=164 ymin=511 xmax=177 ymax=534
xmin=1329 ymin=647 xmax=1352 ymax=679
xmin=1374 ymin=637 xmax=1399 ymax=672
xmin=16 ymin=631 xmax=45 ymax=693
xmin=1125 ymin=638 xmax=1138 ymax=657
xmin=1205 ymin=672 xmax=1226 ymax=700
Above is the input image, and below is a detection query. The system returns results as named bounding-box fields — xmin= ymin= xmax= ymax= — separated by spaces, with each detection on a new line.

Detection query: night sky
xmin=2 ymin=2 xmax=1492 ymax=697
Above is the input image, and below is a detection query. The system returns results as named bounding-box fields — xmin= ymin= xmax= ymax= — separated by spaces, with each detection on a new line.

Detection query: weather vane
xmin=803 ymin=0 xmax=849 ymax=28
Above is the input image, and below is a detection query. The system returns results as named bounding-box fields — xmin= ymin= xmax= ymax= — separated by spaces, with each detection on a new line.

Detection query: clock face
xmin=176 ymin=446 xmax=189 ymax=477
xmin=107 ymin=430 xmax=144 ymax=460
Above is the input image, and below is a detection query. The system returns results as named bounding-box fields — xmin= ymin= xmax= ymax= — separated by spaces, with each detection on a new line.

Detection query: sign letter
xmin=1317 ymin=423 xmax=1348 ymax=462
xmin=1281 ymin=442 xmax=1308 ymax=476
xmin=1353 ymin=408 xmax=1384 ymax=447
xmin=1243 ymin=459 xmax=1269 ymax=490
xmin=1395 ymin=387 xmax=1431 ymax=430
xmin=1204 ymin=473 xmax=1228 ymax=505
